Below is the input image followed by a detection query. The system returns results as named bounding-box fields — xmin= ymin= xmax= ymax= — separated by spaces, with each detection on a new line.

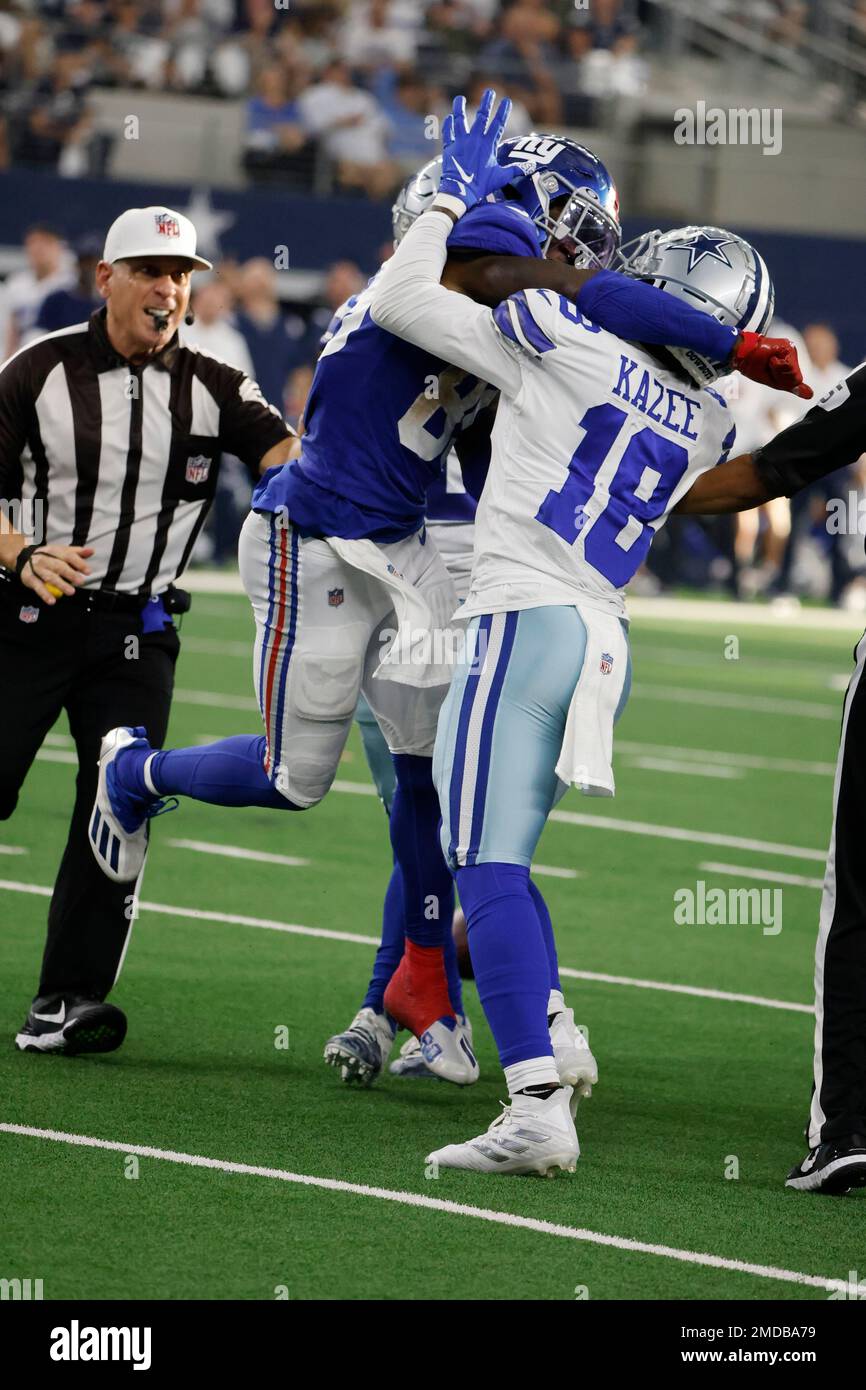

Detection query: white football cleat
xmin=417 ymin=1015 xmax=479 ymax=1086
xmin=89 ymin=726 xmax=175 ymax=883
xmin=427 ymin=1085 xmax=578 ymax=1176
xmin=323 ymin=1008 xmax=395 ymax=1085
xmin=390 ymin=1014 xmax=476 ymax=1081
xmin=550 ymin=1007 xmax=597 ymax=1098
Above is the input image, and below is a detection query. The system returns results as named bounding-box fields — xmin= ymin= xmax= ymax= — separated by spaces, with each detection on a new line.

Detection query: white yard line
xmin=634 ymin=683 xmax=840 ymax=721
xmin=625 ymin=756 xmax=743 ymax=780
xmin=175 ymin=688 xmax=259 ymax=712
xmin=0 ymin=1124 xmax=845 ymax=1294
xmin=616 ymin=741 xmax=834 ymax=777
xmin=547 ymin=809 xmax=826 ymax=862
xmin=181 ymin=574 xmax=864 ymax=635
xmin=165 ymin=839 xmax=310 ymax=869
xmin=0 ymin=845 xmax=26 ymax=856
xmin=626 ymin=594 xmax=864 ymax=633
xmin=557 ymin=966 xmax=812 ymax=1014
xmin=169 ymin=680 xmax=840 ymax=724
xmin=699 ymin=861 xmax=825 ymax=891
xmin=0 ymin=879 xmax=812 ymax=1013
xmin=35 ymin=749 xmax=77 ymax=765
xmin=181 ymin=637 xmax=251 ymax=659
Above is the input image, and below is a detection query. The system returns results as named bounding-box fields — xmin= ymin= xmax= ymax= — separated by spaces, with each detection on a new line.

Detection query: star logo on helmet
xmin=666 ymin=233 xmax=736 ymax=272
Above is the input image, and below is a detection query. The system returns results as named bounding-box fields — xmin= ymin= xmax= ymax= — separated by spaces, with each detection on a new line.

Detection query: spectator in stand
xmin=34 ymin=233 xmax=102 ymax=335
xmin=182 ymin=279 xmax=256 ymax=378
xmin=245 ymin=64 xmax=307 ymax=158
xmin=285 ymin=362 xmax=315 ymax=433
xmin=338 ymin=0 xmax=421 ymax=71
xmin=466 ymin=71 xmax=532 ymax=136
xmin=100 ymin=0 xmax=171 ymax=89
xmin=296 ymin=59 xmax=399 ymax=199
xmin=372 ymin=68 xmax=438 ymax=163
xmin=425 ymin=0 xmax=498 ymax=61
xmin=1 ymin=225 xmax=75 ymax=359
xmin=478 ymin=0 xmax=563 ymax=125
xmin=15 ymin=52 xmax=95 ymax=175
xmin=802 ymin=323 xmax=849 ymax=399
xmin=182 ymin=269 xmax=260 ymax=565
xmin=299 ymin=258 xmax=366 ymax=360
xmin=234 ymin=257 xmax=305 ymax=409
xmin=773 ymin=324 xmax=854 ymax=602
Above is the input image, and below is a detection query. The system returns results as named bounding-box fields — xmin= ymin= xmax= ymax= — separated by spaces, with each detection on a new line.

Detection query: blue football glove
xmin=439 ymin=88 xmax=535 ymax=210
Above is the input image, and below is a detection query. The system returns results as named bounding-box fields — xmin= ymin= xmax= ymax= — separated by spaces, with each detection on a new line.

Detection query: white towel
xmin=555 ymin=605 xmax=629 ymax=797
xmin=325 ymin=536 xmax=455 ymax=688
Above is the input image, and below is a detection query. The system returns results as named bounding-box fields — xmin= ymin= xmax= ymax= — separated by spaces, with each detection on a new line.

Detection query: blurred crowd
xmin=5 ymin=218 xmax=862 ymax=605
xmin=0 ymin=0 xmax=647 ymax=190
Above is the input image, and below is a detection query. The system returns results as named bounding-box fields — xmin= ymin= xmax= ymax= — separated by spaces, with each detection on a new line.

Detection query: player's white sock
xmin=504 ymin=1056 xmax=561 ymax=1099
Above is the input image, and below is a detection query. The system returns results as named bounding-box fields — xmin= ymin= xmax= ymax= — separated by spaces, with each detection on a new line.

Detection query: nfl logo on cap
xmin=155 ymin=211 xmax=180 ymax=239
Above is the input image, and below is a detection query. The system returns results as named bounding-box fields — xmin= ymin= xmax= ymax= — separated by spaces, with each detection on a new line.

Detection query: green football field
xmin=2 ymin=590 xmax=865 ymax=1302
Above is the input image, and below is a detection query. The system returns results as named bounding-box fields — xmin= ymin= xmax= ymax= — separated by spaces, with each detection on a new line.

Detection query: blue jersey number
xmin=535 ymin=403 xmax=691 ymax=587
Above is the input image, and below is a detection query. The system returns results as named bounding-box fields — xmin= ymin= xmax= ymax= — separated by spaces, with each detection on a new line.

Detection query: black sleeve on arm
xmin=753 ymin=363 xmax=866 ymax=498
xmin=199 ymin=358 xmax=293 ymax=475
xmin=443 ymin=252 xmax=595 ymax=309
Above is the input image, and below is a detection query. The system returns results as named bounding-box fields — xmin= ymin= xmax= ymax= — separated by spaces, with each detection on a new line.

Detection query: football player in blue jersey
xmin=88 ymin=93 xmax=808 ymax=1093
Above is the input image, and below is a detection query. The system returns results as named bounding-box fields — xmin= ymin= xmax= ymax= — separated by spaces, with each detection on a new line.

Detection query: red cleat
xmin=384 ymin=941 xmax=479 ymax=1087
xmin=384 ymin=940 xmax=454 ymax=1037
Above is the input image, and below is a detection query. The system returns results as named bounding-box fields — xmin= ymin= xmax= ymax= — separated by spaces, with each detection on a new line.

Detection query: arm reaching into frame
xmin=676 ymin=364 xmax=866 ymax=514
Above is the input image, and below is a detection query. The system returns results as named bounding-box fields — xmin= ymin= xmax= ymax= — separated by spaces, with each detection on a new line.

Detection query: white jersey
xmin=370 ymin=209 xmax=735 ymax=620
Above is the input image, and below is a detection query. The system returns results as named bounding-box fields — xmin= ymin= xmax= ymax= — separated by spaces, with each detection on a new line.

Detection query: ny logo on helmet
xmin=507 ymin=135 xmax=567 ymax=165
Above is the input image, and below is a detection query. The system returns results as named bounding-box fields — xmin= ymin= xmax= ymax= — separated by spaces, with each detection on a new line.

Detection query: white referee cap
xmin=102 ymin=206 xmax=212 ymax=270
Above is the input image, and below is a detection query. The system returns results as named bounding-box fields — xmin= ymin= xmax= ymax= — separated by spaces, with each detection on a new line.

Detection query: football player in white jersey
xmin=370 ymin=92 xmax=811 ymax=1175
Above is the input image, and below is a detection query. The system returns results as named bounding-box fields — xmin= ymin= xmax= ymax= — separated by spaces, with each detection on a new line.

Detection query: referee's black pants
xmin=0 ymin=581 xmax=179 ymax=1003
xmin=810 ymin=629 xmax=866 ymax=1145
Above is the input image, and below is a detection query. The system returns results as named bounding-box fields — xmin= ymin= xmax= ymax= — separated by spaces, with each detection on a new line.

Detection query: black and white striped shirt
xmin=0 ymin=308 xmax=291 ymax=595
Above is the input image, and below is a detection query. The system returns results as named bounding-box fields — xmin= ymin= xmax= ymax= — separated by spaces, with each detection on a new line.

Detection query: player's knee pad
xmin=288 ymin=647 xmax=362 ymax=723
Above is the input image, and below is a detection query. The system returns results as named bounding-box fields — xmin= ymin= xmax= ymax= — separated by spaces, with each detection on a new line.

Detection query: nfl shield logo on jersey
xmin=185 ymin=455 xmax=211 ymax=485
xmin=600 ymin=651 xmax=614 ymax=675
xmin=19 ymin=605 xmax=39 ymax=624
xmin=328 ymin=588 xmax=344 ymax=607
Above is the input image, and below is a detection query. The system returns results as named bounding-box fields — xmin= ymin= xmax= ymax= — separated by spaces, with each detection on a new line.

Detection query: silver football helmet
xmin=391 ymin=156 xmax=442 ymax=246
xmin=621 ymin=225 xmax=775 ymax=386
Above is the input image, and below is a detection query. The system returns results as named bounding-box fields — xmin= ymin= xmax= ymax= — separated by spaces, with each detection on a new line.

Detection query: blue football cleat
xmin=89 ymin=726 xmax=176 ymax=883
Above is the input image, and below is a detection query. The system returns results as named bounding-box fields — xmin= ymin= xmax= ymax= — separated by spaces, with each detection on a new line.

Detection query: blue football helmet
xmin=621 ymin=225 xmax=775 ymax=386
xmin=494 ymin=133 xmax=621 ymax=268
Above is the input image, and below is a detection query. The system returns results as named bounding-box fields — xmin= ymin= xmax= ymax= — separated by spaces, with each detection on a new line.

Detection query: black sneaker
xmin=786 ymin=1134 xmax=866 ymax=1194
xmin=14 ymin=995 xmax=127 ymax=1055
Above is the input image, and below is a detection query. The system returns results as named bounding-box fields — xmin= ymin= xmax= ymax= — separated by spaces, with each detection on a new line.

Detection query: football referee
xmin=0 ymin=205 xmax=295 ymax=1056
xmin=749 ymin=364 xmax=866 ymax=1193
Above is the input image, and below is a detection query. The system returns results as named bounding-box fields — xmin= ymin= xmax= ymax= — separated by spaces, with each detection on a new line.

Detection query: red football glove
xmin=732 ymin=331 xmax=814 ymax=399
